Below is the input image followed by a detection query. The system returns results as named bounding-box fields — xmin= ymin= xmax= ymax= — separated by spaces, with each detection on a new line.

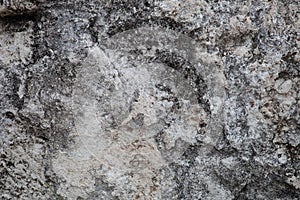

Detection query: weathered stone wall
xmin=0 ymin=1 xmax=299 ymax=199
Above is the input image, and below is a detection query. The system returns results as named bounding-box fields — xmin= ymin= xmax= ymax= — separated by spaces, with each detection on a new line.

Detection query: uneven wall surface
xmin=0 ymin=0 xmax=299 ymax=199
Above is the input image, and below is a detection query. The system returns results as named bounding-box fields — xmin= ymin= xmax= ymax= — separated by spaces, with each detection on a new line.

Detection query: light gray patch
xmin=53 ymin=26 xmax=226 ymax=199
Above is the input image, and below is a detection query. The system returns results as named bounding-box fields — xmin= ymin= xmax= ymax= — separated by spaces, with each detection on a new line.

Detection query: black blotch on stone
xmin=4 ymin=111 xmax=15 ymax=120
xmin=0 ymin=10 xmax=41 ymax=31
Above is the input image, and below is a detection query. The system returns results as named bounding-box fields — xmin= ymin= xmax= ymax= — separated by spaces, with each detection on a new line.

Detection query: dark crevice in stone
xmin=88 ymin=15 xmax=99 ymax=44
xmin=0 ymin=11 xmax=39 ymax=22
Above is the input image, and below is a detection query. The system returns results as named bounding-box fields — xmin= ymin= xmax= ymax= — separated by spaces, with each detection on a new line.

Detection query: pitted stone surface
xmin=1 ymin=0 xmax=299 ymax=199
xmin=52 ymin=26 xmax=226 ymax=198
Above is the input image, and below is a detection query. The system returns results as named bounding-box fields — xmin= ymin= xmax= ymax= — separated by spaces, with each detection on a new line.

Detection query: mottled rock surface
xmin=0 ymin=0 xmax=299 ymax=199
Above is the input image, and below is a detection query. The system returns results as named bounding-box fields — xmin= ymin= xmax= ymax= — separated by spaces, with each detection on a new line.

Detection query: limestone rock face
xmin=0 ymin=1 xmax=299 ymax=199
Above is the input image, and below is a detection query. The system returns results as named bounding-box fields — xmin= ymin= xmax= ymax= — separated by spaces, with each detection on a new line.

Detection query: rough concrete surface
xmin=0 ymin=0 xmax=299 ymax=199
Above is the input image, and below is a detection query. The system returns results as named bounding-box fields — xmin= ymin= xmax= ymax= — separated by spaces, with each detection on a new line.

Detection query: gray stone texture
xmin=0 ymin=0 xmax=299 ymax=199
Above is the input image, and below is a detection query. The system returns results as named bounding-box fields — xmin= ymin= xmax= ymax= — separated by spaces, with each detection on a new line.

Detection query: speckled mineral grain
xmin=0 ymin=1 xmax=299 ymax=200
